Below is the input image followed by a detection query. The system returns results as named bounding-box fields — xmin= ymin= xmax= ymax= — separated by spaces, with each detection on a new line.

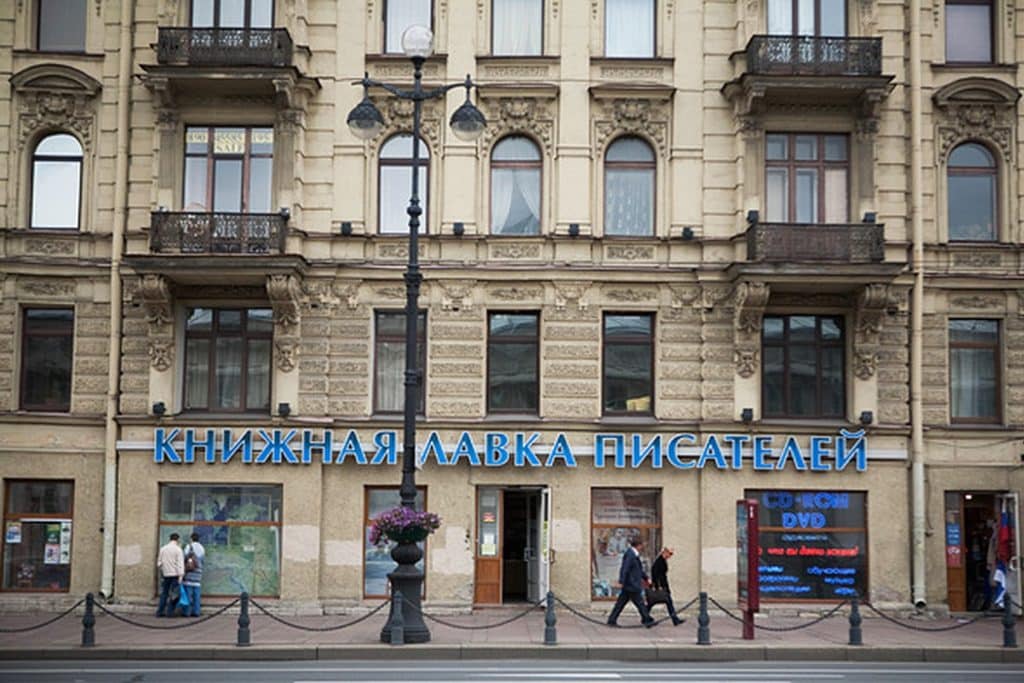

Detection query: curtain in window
xmin=491 ymin=167 xmax=541 ymax=234
xmin=605 ymin=0 xmax=654 ymax=58
xmin=951 ymin=347 xmax=997 ymax=419
xmin=375 ymin=341 xmax=405 ymax=412
xmin=215 ymin=337 xmax=244 ymax=410
xmin=386 ymin=0 xmax=431 ymax=53
xmin=493 ymin=0 xmax=543 ymax=55
xmin=605 ymin=169 xmax=653 ymax=236
xmin=767 ymin=0 xmax=793 ymax=34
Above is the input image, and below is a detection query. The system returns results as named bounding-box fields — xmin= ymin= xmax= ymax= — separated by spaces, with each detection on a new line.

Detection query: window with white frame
xmin=604 ymin=137 xmax=655 ymax=236
xmin=31 ymin=134 xmax=83 ymax=230
xmin=379 ymin=134 xmax=430 ymax=234
xmin=492 ymin=0 xmax=543 ymax=55
xmin=605 ymin=0 xmax=654 ymax=58
xmin=491 ymin=136 xmax=542 ymax=235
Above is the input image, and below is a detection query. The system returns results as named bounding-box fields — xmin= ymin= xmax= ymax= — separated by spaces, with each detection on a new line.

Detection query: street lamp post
xmin=347 ymin=25 xmax=486 ymax=644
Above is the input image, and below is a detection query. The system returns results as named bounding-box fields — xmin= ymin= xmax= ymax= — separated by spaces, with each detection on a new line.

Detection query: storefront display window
xmin=364 ymin=487 xmax=426 ymax=598
xmin=747 ymin=489 xmax=867 ymax=601
xmin=2 ymin=480 xmax=73 ymax=592
xmin=158 ymin=484 xmax=281 ymax=596
xmin=591 ymin=488 xmax=660 ymax=599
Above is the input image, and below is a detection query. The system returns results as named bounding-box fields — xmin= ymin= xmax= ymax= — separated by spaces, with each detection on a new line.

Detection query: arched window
xmin=379 ymin=134 xmax=429 ymax=234
xmin=31 ymin=133 xmax=83 ymax=229
xmin=491 ymin=136 xmax=542 ymax=235
xmin=948 ymin=142 xmax=997 ymax=242
xmin=604 ymin=136 xmax=655 ymax=236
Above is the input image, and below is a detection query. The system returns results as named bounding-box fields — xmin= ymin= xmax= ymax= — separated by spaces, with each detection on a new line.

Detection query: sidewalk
xmin=0 ymin=601 xmax=1020 ymax=663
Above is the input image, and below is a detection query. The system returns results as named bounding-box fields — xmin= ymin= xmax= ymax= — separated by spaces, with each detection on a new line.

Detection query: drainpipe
xmin=909 ymin=0 xmax=927 ymax=609
xmin=100 ymin=0 xmax=134 ymax=600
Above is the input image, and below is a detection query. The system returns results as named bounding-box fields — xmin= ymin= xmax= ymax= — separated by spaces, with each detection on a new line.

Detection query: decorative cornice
xmin=479 ymin=97 xmax=555 ymax=156
xmin=933 ymin=78 xmax=1019 ymax=162
xmin=139 ymin=274 xmax=173 ymax=331
xmin=853 ymin=283 xmax=888 ymax=380
xmin=593 ymin=98 xmax=670 ymax=156
xmin=733 ymin=282 xmax=770 ymax=377
xmin=371 ymin=96 xmax=443 ymax=151
xmin=553 ymin=281 xmax=592 ymax=311
xmin=266 ymin=274 xmax=303 ymax=331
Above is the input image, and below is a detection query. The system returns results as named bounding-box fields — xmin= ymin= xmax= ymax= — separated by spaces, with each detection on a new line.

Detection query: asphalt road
xmin=0 ymin=660 xmax=1020 ymax=683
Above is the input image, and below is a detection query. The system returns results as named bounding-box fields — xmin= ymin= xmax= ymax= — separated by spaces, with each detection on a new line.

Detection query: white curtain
xmin=951 ymin=347 xmax=996 ymax=419
xmin=824 ymin=168 xmax=848 ymax=223
xmin=767 ymin=0 xmax=792 ymax=34
xmin=386 ymin=0 xmax=431 ymax=53
xmin=605 ymin=0 xmax=654 ymax=58
xmin=376 ymin=342 xmax=405 ymax=412
xmin=215 ymin=338 xmax=243 ymax=409
xmin=605 ymin=169 xmax=653 ymax=236
xmin=491 ymin=168 xmax=540 ymax=234
xmin=493 ymin=0 xmax=543 ymax=55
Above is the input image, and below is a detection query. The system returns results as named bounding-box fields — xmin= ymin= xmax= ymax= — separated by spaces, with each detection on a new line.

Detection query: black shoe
xmin=607 ymin=621 xmax=619 ymax=627
xmin=672 ymin=617 xmax=685 ymax=626
xmin=644 ymin=619 xmax=656 ymax=628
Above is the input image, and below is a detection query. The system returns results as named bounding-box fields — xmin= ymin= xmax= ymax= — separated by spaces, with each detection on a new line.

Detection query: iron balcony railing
xmin=156 ymin=27 xmax=294 ymax=68
xmin=746 ymin=222 xmax=885 ymax=263
xmin=150 ymin=211 xmax=288 ymax=254
xmin=745 ymin=35 xmax=883 ymax=76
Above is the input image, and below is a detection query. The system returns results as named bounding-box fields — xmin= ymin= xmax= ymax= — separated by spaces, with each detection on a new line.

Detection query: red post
xmin=737 ymin=499 xmax=760 ymax=641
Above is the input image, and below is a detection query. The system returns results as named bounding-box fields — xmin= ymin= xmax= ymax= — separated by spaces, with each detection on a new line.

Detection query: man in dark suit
xmin=649 ymin=547 xmax=685 ymax=626
xmin=606 ymin=537 xmax=655 ymax=627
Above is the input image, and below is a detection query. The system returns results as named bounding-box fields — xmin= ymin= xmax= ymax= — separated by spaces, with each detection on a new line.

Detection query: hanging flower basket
xmin=369 ymin=507 xmax=442 ymax=546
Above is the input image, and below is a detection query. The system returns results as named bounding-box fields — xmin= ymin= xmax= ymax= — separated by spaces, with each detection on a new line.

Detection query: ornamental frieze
xmin=593 ymin=98 xmax=670 ymax=156
xmin=606 ymin=245 xmax=655 ymax=261
xmin=489 ymin=285 xmax=543 ymax=301
xmin=950 ymin=294 xmax=1003 ymax=310
xmin=491 ymin=242 xmax=542 ymax=259
xmin=17 ymin=277 xmax=76 ymax=298
xmin=479 ymin=97 xmax=555 ymax=154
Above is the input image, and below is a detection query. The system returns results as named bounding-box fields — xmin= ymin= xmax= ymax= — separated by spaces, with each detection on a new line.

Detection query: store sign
xmin=152 ymin=428 xmax=868 ymax=472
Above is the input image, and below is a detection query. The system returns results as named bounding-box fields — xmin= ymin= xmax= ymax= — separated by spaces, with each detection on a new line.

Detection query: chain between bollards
xmin=544 ymin=591 xmax=557 ymax=645
xmin=696 ymin=591 xmax=710 ymax=645
xmin=81 ymin=592 xmax=95 ymax=647
xmin=848 ymin=597 xmax=862 ymax=646
xmin=390 ymin=591 xmax=405 ymax=646
xmin=236 ymin=592 xmax=250 ymax=647
xmin=1004 ymin=597 xmax=1018 ymax=648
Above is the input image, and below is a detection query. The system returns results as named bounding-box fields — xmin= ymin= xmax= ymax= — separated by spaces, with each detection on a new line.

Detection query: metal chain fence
xmin=859 ymin=601 xmax=999 ymax=632
xmin=248 ymin=596 xmax=390 ymax=632
xmin=93 ymin=596 xmax=240 ymax=630
xmin=0 ymin=598 xmax=84 ymax=633
xmin=707 ymin=595 xmax=849 ymax=632
xmin=403 ymin=598 xmax=545 ymax=631
xmin=551 ymin=593 xmax=686 ymax=629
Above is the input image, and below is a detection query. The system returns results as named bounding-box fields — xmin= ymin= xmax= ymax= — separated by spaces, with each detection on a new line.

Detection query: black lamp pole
xmin=347 ymin=25 xmax=485 ymax=645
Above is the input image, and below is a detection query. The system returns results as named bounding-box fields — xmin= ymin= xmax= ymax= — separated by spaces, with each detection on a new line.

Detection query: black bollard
xmin=544 ymin=591 xmax=557 ymax=645
xmin=81 ymin=593 xmax=95 ymax=647
xmin=390 ymin=591 xmax=405 ymax=646
xmin=848 ymin=598 xmax=862 ymax=646
xmin=1003 ymin=598 xmax=1018 ymax=649
xmin=236 ymin=592 xmax=251 ymax=647
xmin=697 ymin=592 xmax=711 ymax=645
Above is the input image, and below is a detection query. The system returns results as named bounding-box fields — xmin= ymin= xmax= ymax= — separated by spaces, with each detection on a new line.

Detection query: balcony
xmin=746 ymin=35 xmax=882 ymax=77
xmin=156 ymin=27 xmax=294 ymax=68
xmin=746 ymin=222 xmax=885 ymax=263
xmin=150 ymin=211 xmax=288 ymax=254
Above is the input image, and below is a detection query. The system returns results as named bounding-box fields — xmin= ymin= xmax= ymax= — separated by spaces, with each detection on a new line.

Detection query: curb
xmin=0 ymin=644 xmax=1019 ymax=663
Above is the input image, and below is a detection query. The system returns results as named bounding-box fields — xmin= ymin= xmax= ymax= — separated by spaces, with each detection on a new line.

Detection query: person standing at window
xmin=155 ymin=532 xmax=184 ymax=618
xmin=606 ymin=537 xmax=655 ymax=627
xmin=648 ymin=547 xmax=685 ymax=626
xmin=182 ymin=532 xmax=206 ymax=617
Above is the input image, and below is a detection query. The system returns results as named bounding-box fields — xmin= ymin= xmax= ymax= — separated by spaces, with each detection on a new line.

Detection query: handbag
xmin=646 ymin=588 xmax=669 ymax=607
xmin=178 ymin=583 xmax=191 ymax=609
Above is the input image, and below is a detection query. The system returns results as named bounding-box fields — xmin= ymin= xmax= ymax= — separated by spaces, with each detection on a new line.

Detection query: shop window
xmin=184 ymin=308 xmax=272 ymax=413
xmin=364 ymin=487 xmax=426 ymax=598
xmin=184 ymin=127 xmax=274 ymax=213
xmin=949 ymin=319 xmax=1001 ymax=423
xmin=191 ymin=0 xmax=274 ymax=28
xmin=20 ymin=308 xmax=74 ymax=412
xmin=765 ymin=133 xmax=849 ymax=224
xmin=379 ymin=134 xmax=430 ymax=234
xmin=604 ymin=137 xmax=655 ymax=236
xmin=947 ymin=142 xmax=997 ymax=242
xmin=488 ymin=312 xmax=539 ymax=413
xmin=31 ymin=134 xmax=83 ymax=230
xmin=945 ymin=0 xmax=993 ymax=63
xmin=490 ymin=136 xmax=542 ymax=235
xmin=374 ymin=311 xmax=427 ymax=414
xmin=158 ymin=484 xmax=281 ymax=596
xmin=762 ymin=315 xmax=845 ymax=419
xmin=603 ymin=313 xmax=653 ymax=415
xmin=385 ymin=0 xmax=432 ymax=54
xmin=492 ymin=0 xmax=543 ymax=55
xmin=605 ymin=0 xmax=654 ymax=58
xmin=747 ymin=489 xmax=867 ymax=601
xmin=2 ymin=480 xmax=74 ymax=592
xmin=591 ymin=488 xmax=660 ymax=599
xmin=37 ymin=0 xmax=87 ymax=52
xmin=767 ymin=0 xmax=846 ymax=36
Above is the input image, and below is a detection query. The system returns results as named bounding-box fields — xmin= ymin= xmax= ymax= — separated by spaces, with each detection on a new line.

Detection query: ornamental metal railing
xmin=746 ymin=222 xmax=885 ymax=263
xmin=745 ymin=35 xmax=883 ymax=76
xmin=150 ymin=211 xmax=288 ymax=254
xmin=156 ymin=27 xmax=294 ymax=68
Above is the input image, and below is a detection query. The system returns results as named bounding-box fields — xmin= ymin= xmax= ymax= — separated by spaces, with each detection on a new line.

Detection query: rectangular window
xmin=374 ymin=311 xmax=427 ymax=414
xmin=184 ymin=308 xmax=273 ymax=413
xmin=20 ymin=308 xmax=74 ymax=412
xmin=767 ymin=0 xmax=847 ymax=36
xmin=949 ymin=319 xmax=1000 ymax=423
xmin=945 ymin=0 xmax=993 ymax=63
xmin=763 ymin=315 xmax=845 ymax=418
xmin=37 ymin=0 xmax=87 ymax=52
xmin=492 ymin=0 xmax=543 ymax=55
xmin=748 ymin=489 xmax=867 ymax=601
xmin=488 ymin=312 xmax=539 ymax=414
xmin=385 ymin=0 xmax=432 ymax=54
xmin=765 ymin=134 xmax=849 ymax=223
xmin=158 ymin=485 xmax=281 ymax=596
xmin=2 ymin=480 xmax=73 ymax=592
xmin=591 ymin=488 xmax=660 ymax=599
xmin=364 ymin=487 xmax=426 ymax=598
xmin=191 ymin=0 xmax=275 ymax=28
xmin=603 ymin=314 xmax=653 ymax=415
xmin=605 ymin=0 xmax=654 ymax=58
xmin=184 ymin=127 xmax=274 ymax=213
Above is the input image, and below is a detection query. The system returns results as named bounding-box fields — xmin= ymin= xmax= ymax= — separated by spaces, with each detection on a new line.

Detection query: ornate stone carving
xmin=553 ymin=281 xmax=592 ymax=311
xmin=735 ymin=349 xmax=759 ymax=379
xmin=491 ymin=242 xmax=542 ymax=259
xmin=157 ymin=0 xmax=179 ymax=23
xmin=698 ymin=284 xmax=734 ymax=310
xmin=606 ymin=245 xmax=654 ymax=260
xmin=24 ymin=238 xmax=76 ymax=256
xmin=1017 ymin=290 xmax=1024 ymax=318
xmin=950 ymin=294 xmax=1003 ymax=309
xmin=18 ymin=92 xmax=96 ymax=149
xmin=853 ymin=284 xmax=889 ymax=380
xmin=853 ymin=349 xmax=878 ymax=381
xmin=605 ymin=287 xmax=655 ymax=303
xmin=480 ymin=97 xmax=555 ymax=155
xmin=332 ymin=282 xmax=361 ymax=310
xmin=770 ymin=292 xmax=853 ymax=308
xmin=372 ymin=96 xmax=443 ymax=150
xmin=17 ymin=277 xmax=75 ymax=297
xmin=934 ymin=79 xmax=1019 ymax=162
xmin=593 ymin=98 xmax=671 ymax=156
xmin=266 ymin=274 xmax=303 ymax=331
xmin=275 ymin=339 xmax=298 ymax=372
xmin=859 ymin=0 xmax=878 ymax=35
xmin=953 ymin=251 xmax=1002 ymax=268
xmin=139 ymin=275 xmax=173 ymax=331
xmin=668 ymin=285 xmax=700 ymax=309
xmin=732 ymin=282 xmax=770 ymax=376
xmin=490 ymin=285 xmax=543 ymax=301
xmin=147 ymin=339 xmax=173 ymax=372
xmin=439 ymin=280 xmax=475 ymax=312
xmin=375 ymin=286 xmax=406 ymax=300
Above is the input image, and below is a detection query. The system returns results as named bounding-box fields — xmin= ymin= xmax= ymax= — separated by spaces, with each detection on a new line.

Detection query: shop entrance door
xmin=474 ymin=486 xmax=549 ymax=605
xmin=944 ymin=492 xmax=1021 ymax=614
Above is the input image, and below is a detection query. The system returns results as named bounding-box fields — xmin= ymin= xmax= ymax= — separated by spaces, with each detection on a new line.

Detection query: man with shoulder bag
xmin=182 ymin=532 xmax=205 ymax=617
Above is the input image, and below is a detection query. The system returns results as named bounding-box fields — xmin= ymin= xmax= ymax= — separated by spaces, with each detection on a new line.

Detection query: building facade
xmin=0 ymin=0 xmax=1022 ymax=613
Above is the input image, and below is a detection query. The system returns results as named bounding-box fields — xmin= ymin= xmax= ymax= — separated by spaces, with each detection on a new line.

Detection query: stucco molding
xmin=592 ymin=98 xmax=671 ymax=157
xmin=266 ymin=274 xmax=303 ymax=332
xmin=732 ymin=282 xmax=770 ymax=377
xmin=139 ymin=274 xmax=173 ymax=331
xmin=933 ymin=78 xmax=1020 ymax=163
xmin=275 ymin=338 xmax=299 ymax=373
xmin=370 ymin=96 xmax=443 ymax=152
xmin=553 ymin=281 xmax=592 ymax=311
xmin=439 ymin=280 xmax=475 ymax=312
xmin=147 ymin=339 xmax=174 ymax=373
xmin=478 ymin=96 xmax=556 ymax=157
xmin=853 ymin=283 xmax=889 ymax=380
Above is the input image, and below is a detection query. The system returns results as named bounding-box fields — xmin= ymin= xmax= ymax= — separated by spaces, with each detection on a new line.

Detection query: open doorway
xmin=474 ymin=486 xmax=550 ymax=605
xmin=945 ymin=491 xmax=1021 ymax=613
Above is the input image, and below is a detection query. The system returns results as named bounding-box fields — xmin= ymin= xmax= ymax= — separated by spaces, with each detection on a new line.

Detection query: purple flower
xmin=369 ymin=507 xmax=442 ymax=546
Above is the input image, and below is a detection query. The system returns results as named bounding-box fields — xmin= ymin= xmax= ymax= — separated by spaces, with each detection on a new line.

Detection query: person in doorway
xmin=649 ymin=547 xmax=686 ymax=626
xmin=606 ymin=537 xmax=655 ymax=628
xmin=155 ymin=532 xmax=184 ymax=617
xmin=182 ymin=532 xmax=206 ymax=617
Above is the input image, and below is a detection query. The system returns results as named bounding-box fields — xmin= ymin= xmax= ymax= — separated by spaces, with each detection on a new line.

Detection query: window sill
xmin=599 ymin=415 xmax=659 ymax=426
xmin=13 ymin=49 xmax=104 ymax=60
xmin=757 ymin=418 xmax=857 ymax=430
xmin=941 ymin=423 xmax=1010 ymax=431
xmin=931 ymin=63 xmax=1017 ymax=73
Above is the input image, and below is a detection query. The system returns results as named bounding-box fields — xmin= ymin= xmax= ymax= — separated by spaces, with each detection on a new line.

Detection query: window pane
xmin=766 ymin=135 xmax=788 ymax=161
xmin=824 ymin=135 xmax=848 ymax=161
xmin=21 ymin=309 xmax=73 ymax=411
xmin=821 ymin=317 xmax=842 ymax=340
xmin=795 ymin=169 xmax=818 ymax=223
xmin=490 ymin=313 xmax=539 ymax=337
xmin=824 ymin=168 xmax=848 ymax=223
xmin=191 ymin=0 xmax=215 ymax=26
xmin=765 ymin=168 xmax=789 ymax=222
xmin=788 ymin=345 xmax=817 ymax=416
xmin=797 ymin=0 xmax=815 ymax=35
xmin=386 ymin=0 xmax=432 ymax=53
xmin=246 ymin=339 xmax=271 ymax=410
xmin=213 ymin=159 xmax=243 ymax=212
xmin=219 ymin=0 xmax=246 ymax=27
xmin=820 ymin=0 xmax=846 ymax=36
xmin=38 ymin=0 xmax=86 ymax=51
xmin=214 ymin=337 xmax=244 ymax=409
xmin=251 ymin=0 xmax=274 ymax=28
xmin=493 ymin=0 xmax=543 ymax=55
xmin=375 ymin=313 xmax=426 ymax=413
xmin=491 ymin=167 xmax=541 ymax=235
xmin=763 ymin=316 xmax=784 ymax=340
xmin=949 ymin=143 xmax=994 ymax=167
xmin=248 ymin=157 xmax=273 ymax=213
xmin=789 ymin=316 xmax=816 ymax=341
xmin=185 ymin=338 xmax=210 ymax=410
xmin=951 ymin=347 xmax=997 ymax=419
xmin=948 ymin=175 xmax=996 ymax=241
xmin=186 ymin=308 xmax=213 ymax=332
xmin=767 ymin=0 xmax=792 ymax=34
xmin=493 ymin=136 xmax=541 ymax=161
xmin=763 ymin=346 xmax=785 ymax=414
xmin=488 ymin=342 xmax=539 ymax=411
xmin=604 ymin=344 xmax=652 ymax=413
xmin=247 ymin=309 xmax=274 ymax=334
xmin=794 ymin=135 xmax=817 ymax=161
xmin=31 ymin=160 xmax=81 ymax=228
xmin=380 ymin=166 xmax=427 ymax=234
xmin=5 ymin=481 xmax=74 ymax=515
xmin=949 ymin=319 xmax=998 ymax=343
xmin=591 ymin=489 xmax=660 ymax=599
xmin=219 ymin=310 xmax=243 ymax=332
xmin=183 ymin=157 xmax=209 ymax=212
xmin=213 ymin=128 xmax=246 ymax=155
xmin=607 ymin=138 xmax=655 ymax=163
xmin=605 ymin=169 xmax=653 ymax=236
xmin=821 ymin=346 xmax=844 ymax=416
xmin=186 ymin=128 xmax=209 ymax=154
xmin=3 ymin=520 xmax=72 ymax=590
xmin=946 ymin=4 xmax=992 ymax=63
xmin=605 ymin=0 xmax=654 ymax=57
xmin=381 ymin=134 xmax=430 ymax=159
xmin=36 ymin=135 xmax=82 ymax=157
xmin=365 ymin=488 xmax=425 ymax=597
xmin=604 ymin=315 xmax=652 ymax=338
